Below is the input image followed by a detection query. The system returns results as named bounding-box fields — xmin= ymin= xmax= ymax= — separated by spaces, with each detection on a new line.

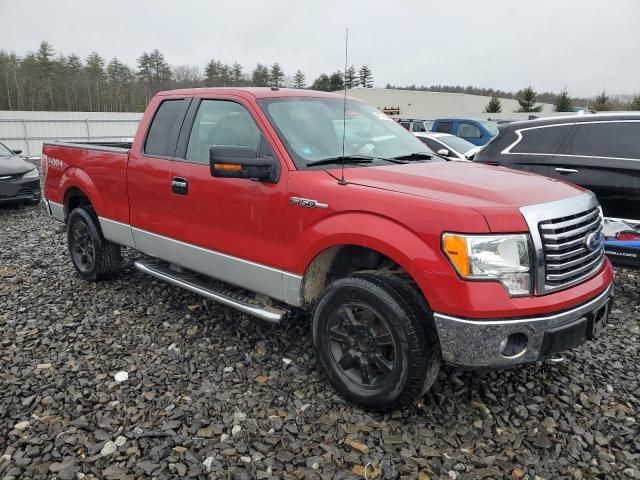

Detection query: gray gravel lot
xmin=1 ymin=205 xmax=639 ymax=480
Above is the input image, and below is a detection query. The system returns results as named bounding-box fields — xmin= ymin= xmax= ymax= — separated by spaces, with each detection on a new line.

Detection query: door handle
xmin=171 ymin=177 xmax=188 ymax=195
xmin=555 ymin=168 xmax=579 ymax=174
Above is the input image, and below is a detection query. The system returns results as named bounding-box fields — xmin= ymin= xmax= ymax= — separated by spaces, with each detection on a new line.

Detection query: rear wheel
xmin=67 ymin=206 xmax=121 ymax=280
xmin=312 ymin=272 xmax=440 ymax=411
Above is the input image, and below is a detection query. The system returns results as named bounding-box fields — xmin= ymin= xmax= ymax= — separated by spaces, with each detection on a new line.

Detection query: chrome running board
xmin=134 ymin=260 xmax=287 ymax=323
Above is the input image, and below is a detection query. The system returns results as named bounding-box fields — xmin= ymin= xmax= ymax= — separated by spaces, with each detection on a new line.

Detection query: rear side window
xmin=399 ymin=122 xmax=410 ymax=130
xmin=512 ymin=125 xmax=573 ymax=154
xmin=412 ymin=122 xmax=427 ymax=132
xmin=458 ymin=122 xmax=481 ymax=138
xmin=144 ymin=99 xmax=187 ymax=157
xmin=569 ymin=122 xmax=640 ymax=159
xmin=435 ymin=121 xmax=453 ymax=134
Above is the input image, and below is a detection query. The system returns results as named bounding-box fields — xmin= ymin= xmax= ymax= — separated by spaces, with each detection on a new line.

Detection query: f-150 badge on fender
xmin=289 ymin=197 xmax=328 ymax=209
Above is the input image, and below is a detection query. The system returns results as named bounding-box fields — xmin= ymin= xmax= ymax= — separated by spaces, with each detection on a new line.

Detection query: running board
xmin=134 ymin=260 xmax=287 ymax=323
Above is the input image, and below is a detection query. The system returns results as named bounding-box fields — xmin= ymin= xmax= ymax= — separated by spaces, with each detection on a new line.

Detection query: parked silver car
xmin=413 ymin=132 xmax=481 ymax=160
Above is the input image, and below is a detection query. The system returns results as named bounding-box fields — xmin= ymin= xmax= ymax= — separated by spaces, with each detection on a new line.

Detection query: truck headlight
xmin=442 ymin=233 xmax=531 ymax=296
xmin=22 ymin=167 xmax=39 ymax=179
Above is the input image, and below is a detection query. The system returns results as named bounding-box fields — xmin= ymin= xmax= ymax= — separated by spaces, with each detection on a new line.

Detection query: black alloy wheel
xmin=327 ymin=303 xmax=397 ymax=389
xmin=312 ymin=272 xmax=441 ymax=411
xmin=70 ymin=220 xmax=95 ymax=273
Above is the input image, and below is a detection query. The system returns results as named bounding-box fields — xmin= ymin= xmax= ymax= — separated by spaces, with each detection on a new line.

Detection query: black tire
xmin=312 ymin=272 xmax=441 ymax=411
xmin=67 ymin=206 xmax=121 ymax=280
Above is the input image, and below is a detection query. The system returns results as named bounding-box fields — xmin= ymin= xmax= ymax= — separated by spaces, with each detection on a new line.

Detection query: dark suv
xmin=475 ymin=114 xmax=640 ymax=221
xmin=475 ymin=114 xmax=640 ymax=266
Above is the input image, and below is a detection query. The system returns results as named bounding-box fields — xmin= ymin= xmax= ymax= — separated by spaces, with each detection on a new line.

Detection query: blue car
xmin=431 ymin=118 xmax=499 ymax=146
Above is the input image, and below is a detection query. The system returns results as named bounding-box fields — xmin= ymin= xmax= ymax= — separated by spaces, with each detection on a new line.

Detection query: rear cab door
xmin=127 ymin=94 xmax=191 ymax=259
xmin=433 ymin=120 xmax=454 ymax=135
xmin=551 ymin=120 xmax=640 ymax=220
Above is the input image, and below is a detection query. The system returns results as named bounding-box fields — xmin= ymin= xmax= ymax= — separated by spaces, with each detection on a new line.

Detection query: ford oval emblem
xmin=585 ymin=232 xmax=603 ymax=252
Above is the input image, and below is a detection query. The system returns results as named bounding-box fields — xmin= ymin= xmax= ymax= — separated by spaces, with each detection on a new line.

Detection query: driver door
xmin=165 ymin=96 xmax=290 ymax=301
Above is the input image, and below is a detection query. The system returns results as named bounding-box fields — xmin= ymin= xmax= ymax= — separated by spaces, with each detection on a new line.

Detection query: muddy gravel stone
xmin=1 ymin=205 xmax=639 ymax=479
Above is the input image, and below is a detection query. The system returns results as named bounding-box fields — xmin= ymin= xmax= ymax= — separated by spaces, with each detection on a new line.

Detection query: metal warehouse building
xmin=347 ymin=88 xmax=555 ymax=119
xmin=0 ymin=111 xmax=141 ymax=157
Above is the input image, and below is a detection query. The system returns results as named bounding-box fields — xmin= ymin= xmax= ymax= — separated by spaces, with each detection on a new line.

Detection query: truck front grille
xmin=539 ymin=207 xmax=604 ymax=291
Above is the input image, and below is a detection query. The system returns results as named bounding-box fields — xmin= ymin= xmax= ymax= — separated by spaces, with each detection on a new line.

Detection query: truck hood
xmin=0 ymin=155 xmax=33 ymax=176
xmin=339 ymin=161 xmax=585 ymax=230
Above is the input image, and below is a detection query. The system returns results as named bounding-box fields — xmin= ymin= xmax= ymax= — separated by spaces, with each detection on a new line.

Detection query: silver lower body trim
xmin=99 ymin=217 xmax=136 ymax=248
xmin=45 ymin=199 xmax=65 ymax=222
xmin=126 ymin=225 xmax=301 ymax=306
xmin=433 ymin=282 xmax=614 ymax=368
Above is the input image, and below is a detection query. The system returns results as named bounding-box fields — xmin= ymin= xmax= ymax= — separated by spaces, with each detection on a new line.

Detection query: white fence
xmin=0 ymin=111 xmax=142 ymax=157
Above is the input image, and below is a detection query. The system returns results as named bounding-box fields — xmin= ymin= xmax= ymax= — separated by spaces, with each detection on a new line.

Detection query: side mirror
xmin=12 ymin=149 xmax=22 ymax=155
xmin=437 ymin=148 xmax=450 ymax=157
xmin=210 ymin=145 xmax=279 ymax=183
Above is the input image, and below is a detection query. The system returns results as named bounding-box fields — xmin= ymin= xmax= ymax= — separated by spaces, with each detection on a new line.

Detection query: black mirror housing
xmin=209 ymin=145 xmax=279 ymax=183
xmin=12 ymin=149 xmax=22 ymax=155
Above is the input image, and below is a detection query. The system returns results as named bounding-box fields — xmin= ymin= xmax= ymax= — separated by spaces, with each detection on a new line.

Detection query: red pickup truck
xmin=42 ymin=88 xmax=614 ymax=410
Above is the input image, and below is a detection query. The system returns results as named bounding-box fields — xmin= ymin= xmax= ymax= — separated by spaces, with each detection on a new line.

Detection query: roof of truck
xmin=157 ymin=87 xmax=352 ymax=100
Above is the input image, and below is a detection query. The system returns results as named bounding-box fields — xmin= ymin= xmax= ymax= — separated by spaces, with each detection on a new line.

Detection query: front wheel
xmin=67 ymin=206 xmax=121 ymax=280
xmin=312 ymin=273 xmax=441 ymax=411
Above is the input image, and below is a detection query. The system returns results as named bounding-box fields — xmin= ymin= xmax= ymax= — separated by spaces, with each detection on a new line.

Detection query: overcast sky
xmin=2 ymin=0 xmax=638 ymax=97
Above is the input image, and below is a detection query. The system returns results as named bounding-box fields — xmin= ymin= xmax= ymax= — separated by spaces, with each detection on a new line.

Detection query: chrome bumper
xmin=433 ymin=282 xmax=614 ymax=368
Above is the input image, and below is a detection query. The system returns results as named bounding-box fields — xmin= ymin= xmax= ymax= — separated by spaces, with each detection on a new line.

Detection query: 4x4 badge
xmin=289 ymin=197 xmax=328 ymax=209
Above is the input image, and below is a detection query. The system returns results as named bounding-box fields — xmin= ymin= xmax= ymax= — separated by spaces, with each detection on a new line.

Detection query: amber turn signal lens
xmin=214 ymin=164 xmax=242 ymax=171
xmin=443 ymin=234 xmax=470 ymax=276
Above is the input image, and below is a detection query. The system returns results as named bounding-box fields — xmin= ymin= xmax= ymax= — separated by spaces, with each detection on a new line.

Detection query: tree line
xmin=387 ymin=83 xmax=640 ymax=113
xmin=0 ymin=41 xmax=375 ymax=112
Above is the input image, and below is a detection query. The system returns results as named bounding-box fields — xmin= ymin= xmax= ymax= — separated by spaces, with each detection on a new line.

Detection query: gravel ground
xmin=1 ymin=205 xmax=639 ymax=480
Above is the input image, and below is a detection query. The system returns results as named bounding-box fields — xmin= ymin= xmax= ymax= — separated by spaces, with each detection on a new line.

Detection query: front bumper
xmin=0 ymin=177 xmax=41 ymax=204
xmin=433 ymin=281 xmax=614 ymax=368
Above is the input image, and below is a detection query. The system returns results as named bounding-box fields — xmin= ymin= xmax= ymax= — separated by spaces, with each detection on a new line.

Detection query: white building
xmin=346 ymin=88 xmax=555 ymax=119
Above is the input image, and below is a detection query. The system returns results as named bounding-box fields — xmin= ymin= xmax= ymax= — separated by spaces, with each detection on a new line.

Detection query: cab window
xmin=185 ymin=100 xmax=261 ymax=164
xmin=144 ymin=99 xmax=188 ymax=157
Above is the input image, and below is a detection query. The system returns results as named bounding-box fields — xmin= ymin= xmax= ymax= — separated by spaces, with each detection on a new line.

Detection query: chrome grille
xmin=539 ymin=207 xmax=604 ymax=291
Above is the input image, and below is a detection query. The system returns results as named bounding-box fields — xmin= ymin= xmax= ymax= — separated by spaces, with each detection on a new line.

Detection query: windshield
xmin=480 ymin=120 xmax=499 ymax=137
xmin=438 ymin=135 xmax=476 ymax=154
xmin=0 ymin=143 xmax=14 ymax=157
xmin=258 ymin=98 xmax=433 ymax=169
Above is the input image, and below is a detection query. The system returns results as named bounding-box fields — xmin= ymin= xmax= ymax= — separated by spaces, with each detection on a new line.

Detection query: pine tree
xmin=136 ymin=52 xmax=152 ymax=83
xmin=593 ymin=90 xmax=610 ymax=111
xmin=231 ymin=63 xmax=244 ymax=86
xmin=293 ymin=70 xmax=306 ymax=89
xmin=484 ymin=96 xmax=502 ymax=113
xmin=345 ymin=65 xmax=357 ymax=89
xmin=147 ymin=49 xmax=172 ymax=83
xmin=311 ymin=74 xmax=331 ymax=91
xmin=358 ymin=65 xmax=373 ymax=88
xmin=631 ymin=94 xmax=640 ymax=111
xmin=554 ymin=88 xmax=572 ymax=112
xmin=269 ymin=63 xmax=284 ymax=87
xmin=516 ymin=86 xmax=543 ymax=112
xmin=328 ymin=71 xmax=344 ymax=91
xmin=251 ymin=63 xmax=270 ymax=86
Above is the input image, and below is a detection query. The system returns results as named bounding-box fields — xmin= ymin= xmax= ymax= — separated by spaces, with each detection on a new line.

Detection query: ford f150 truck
xmin=42 ymin=88 xmax=614 ymax=411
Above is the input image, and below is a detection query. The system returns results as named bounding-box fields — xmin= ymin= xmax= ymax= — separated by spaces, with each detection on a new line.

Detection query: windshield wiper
xmin=391 ymin=152 xmax=438 ymax=161
xmin=306 ymin=155 xmax=406 ymax=167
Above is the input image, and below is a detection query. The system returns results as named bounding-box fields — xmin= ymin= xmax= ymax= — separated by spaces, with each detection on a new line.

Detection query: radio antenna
xmin=339 ymin=27 xmax=349 ymax=185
